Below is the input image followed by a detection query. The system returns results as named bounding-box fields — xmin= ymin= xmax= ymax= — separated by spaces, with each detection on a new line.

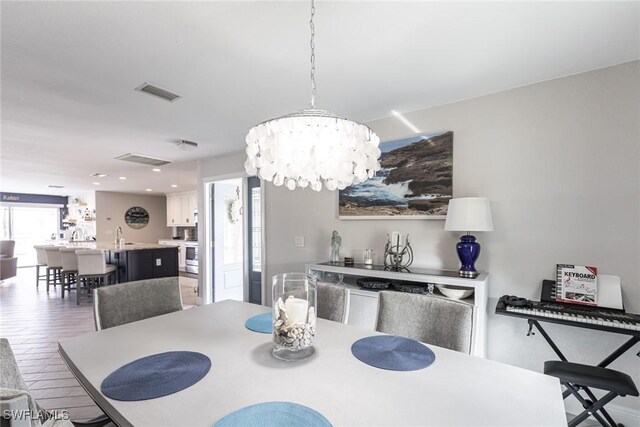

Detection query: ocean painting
xmin=338 ymin=131 xmax=453 ymax=218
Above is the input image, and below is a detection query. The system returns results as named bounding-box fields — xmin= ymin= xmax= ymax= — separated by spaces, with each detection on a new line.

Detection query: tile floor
xmin=0 ymin=267 xmax=198 ymax=422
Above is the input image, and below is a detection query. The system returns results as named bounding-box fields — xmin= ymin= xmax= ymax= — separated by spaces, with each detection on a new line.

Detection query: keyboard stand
xmin=527 ymin=319 xmax=640 ymax=367
xmin=526 ymin=319 xmax=640 ymax=426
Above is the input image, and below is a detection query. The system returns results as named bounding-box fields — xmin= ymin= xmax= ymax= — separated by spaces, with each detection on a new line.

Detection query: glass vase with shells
xmin=272 ymin=273 xmax=317 ymax=361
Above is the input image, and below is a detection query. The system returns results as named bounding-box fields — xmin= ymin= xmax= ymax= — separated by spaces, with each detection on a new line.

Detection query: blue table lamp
xmin=444 ymin=197 xmax=493 ymax=278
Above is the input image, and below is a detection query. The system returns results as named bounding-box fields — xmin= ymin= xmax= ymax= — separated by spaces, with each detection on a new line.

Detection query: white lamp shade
xmin=444 ymin=197 xmax=494 ymax=232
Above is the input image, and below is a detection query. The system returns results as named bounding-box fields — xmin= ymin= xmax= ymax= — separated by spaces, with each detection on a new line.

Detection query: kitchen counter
xmin=98 ymin=242 xmax=180 ymax=252
xmin=59 ymin=242 xmax=180 ymax=251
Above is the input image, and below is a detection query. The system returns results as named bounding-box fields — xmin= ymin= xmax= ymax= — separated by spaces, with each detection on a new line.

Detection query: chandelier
xmin=244 ymin=0 xmax=381 ymax=191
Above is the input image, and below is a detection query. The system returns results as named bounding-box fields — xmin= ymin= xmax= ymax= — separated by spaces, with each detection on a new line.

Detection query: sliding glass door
xmin=1 ymin=205 xmax=59 ymax=266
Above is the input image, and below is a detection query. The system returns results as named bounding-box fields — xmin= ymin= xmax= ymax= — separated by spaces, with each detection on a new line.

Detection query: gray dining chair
xmin=94 ymin=277 xmax=183 ymax=330
xmin=316 ymin=281 xmax=350 ymax=323
xmin=1 ymin=338 xmax=110 ymax=427
xmin=375 ymin=291 xmax=474 ymax=354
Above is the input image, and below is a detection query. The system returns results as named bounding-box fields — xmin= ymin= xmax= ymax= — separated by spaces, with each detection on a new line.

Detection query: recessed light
xmin=152 ymin=168 xmax=161 ymax=172
xmin=135 ymin=82 xmax=181 ymax=102
xmin=90 ymin=173 xmax=109 ymax=178
xmin=93 ymin=182 xmax=101 ymax=186
xmin=171 ymin=184 xmax=178 ymax=188
xmin=145 ymin=188 xmax=153 ymax=192
xmin=119 ymin=176 xmax=127 ymax=180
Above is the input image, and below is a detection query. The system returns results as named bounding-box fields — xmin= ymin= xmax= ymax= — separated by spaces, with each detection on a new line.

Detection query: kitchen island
xmin=99 ymin=243 xmax=179 ymax=283
xmin=56 ymin=241 xmax=180 ymax=283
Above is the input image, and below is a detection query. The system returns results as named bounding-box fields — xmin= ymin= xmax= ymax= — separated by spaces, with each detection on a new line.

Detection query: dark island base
xmin=109 ymin=247 xmax=179 ymax=283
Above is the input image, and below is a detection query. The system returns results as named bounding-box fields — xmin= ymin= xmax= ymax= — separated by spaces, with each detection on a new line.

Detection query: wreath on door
xmin=226 ymin=187 xmax=243 ymax=223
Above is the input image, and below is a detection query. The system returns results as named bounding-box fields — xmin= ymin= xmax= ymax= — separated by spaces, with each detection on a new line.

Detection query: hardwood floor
xmin=0 ymin=266 xmax=199 ymax=423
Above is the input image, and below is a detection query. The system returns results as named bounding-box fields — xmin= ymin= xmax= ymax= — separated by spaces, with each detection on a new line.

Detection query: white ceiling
xmin=2 ymin=1 xmax=639 ymax=196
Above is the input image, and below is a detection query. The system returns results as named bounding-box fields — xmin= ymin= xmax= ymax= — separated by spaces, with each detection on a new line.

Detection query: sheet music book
xmin=555 ymin=264 xmax=598 ymax=306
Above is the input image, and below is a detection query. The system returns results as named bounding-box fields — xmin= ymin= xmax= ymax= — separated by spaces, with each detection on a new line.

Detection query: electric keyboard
xmin=496 ymin=300 xmax=640 ymax=336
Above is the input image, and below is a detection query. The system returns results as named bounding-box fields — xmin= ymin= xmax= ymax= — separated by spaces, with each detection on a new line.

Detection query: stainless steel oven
xmin=185 ymin=242 xmax=198 ymax=274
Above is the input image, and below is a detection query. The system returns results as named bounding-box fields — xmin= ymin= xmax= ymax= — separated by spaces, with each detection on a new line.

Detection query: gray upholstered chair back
xmin=316 ymin=281 xmax=350 ymax=323
xmin=376 ymin=291 xmax=474 ymax=354
xmin=0 ymin=240 xmax=15 ymax=258
xmin=94 ymin=277 xmax=183 ymax=330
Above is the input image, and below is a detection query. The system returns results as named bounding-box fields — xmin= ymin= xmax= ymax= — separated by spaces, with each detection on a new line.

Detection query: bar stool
xmin=76 ymin=250 xmax=117 ymax=305
xmin=33 ymin=245 xmax=48 ymax=288
xmin=60 ymin=248 xmax=85 ymax=299
xmin=43 ymin=246 xmax=63 ymax=292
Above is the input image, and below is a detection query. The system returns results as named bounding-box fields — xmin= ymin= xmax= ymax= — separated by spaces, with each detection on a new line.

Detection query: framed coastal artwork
xmin=338 ymin=131 xmax=453 ymax=219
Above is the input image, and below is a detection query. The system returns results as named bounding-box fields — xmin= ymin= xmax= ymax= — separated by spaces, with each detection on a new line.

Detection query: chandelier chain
xmin=309 ymin=0 xmax=316 ymax=109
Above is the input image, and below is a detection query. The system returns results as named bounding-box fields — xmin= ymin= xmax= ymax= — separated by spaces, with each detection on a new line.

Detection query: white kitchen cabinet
xmin=188 ymin=193 xmax=198 ymax=220
xmin=181 ymin=196 xmax=190 ymax=225
xmin=306 ymin=262 xmax=489 ymax=358
xmin=166 ymin=191 xmax=197 ymax=227
xmin=166 ymin=195 xmax=180 ymax=226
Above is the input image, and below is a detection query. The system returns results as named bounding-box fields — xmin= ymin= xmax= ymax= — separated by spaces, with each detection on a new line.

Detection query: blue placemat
xmin=214 ymin=402 xmax=332 ymax=427
xmin=351 ymin=335 xmax=435 ymax=371
xmin=101 ymin=351 xmax=211 ymax=401
xmin=245 ymin=313 xmax=272 ymax=334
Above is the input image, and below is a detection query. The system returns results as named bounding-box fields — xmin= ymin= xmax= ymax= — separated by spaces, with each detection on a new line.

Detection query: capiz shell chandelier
xmin=244 ymin=0 xmax=381 ymax=192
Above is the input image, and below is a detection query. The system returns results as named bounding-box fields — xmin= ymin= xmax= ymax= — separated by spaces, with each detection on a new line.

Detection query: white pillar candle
xmin=285 ymin=296 xmax=308 ymax=325
xmin=391 ymin=231 xmax=399 ymax=249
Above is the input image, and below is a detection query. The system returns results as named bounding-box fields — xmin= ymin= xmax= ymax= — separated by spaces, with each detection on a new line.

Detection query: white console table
xmin=306 ymin=262 xmax=489 ymax=357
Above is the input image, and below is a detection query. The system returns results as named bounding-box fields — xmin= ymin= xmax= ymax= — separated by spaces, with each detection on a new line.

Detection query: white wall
xmin=95 ymin=191 xmax=170 ymax=243
xmin=197 ymin=62 xmax=640 ymax=417
xmin=264 ymin=61 xmax=640 ymax=416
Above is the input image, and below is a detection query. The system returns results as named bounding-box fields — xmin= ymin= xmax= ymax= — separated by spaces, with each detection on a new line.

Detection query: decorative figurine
xmin=330 ymin=230 xmax=342 ymax=263
xmin=384 ymin=232 xmax=414 ymax=270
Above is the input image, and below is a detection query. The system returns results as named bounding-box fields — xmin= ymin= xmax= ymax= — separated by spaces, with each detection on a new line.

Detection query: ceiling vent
xmin=176 ymin=140 xmax=198 ymax=151
xmin=115 ymin=153 xmax=171 ymax=166
xmin=135 ymin=82 xmax=181 ymax=102
xmin=48 ymin=185 xmax=64 ymax=189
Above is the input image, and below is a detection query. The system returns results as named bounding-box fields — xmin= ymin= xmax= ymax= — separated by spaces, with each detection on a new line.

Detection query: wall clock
xmin=124 ymin=206 xmax=149 ymax=229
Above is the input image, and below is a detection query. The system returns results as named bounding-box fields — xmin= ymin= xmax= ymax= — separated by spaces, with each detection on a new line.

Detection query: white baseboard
xmin=564 ymin=398 xmax=640 ymax=426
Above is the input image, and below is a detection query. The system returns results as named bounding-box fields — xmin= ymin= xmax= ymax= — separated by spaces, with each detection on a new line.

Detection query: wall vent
xmin=135 ymin=82 xmax=181 ymax=102
xmin=115 ymin=153 xmax=171 ymax=166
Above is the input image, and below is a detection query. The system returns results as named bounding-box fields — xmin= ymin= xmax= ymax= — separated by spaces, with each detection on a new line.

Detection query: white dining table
xmin=58 ymin=300 xmax=566 ymax=427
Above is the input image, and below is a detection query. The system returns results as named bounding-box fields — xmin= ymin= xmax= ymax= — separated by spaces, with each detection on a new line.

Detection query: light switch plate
xmin=156 ymin=258 xmax=162 ymax=266
xmin=294 ymin=236 xmax=305 ymax=248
